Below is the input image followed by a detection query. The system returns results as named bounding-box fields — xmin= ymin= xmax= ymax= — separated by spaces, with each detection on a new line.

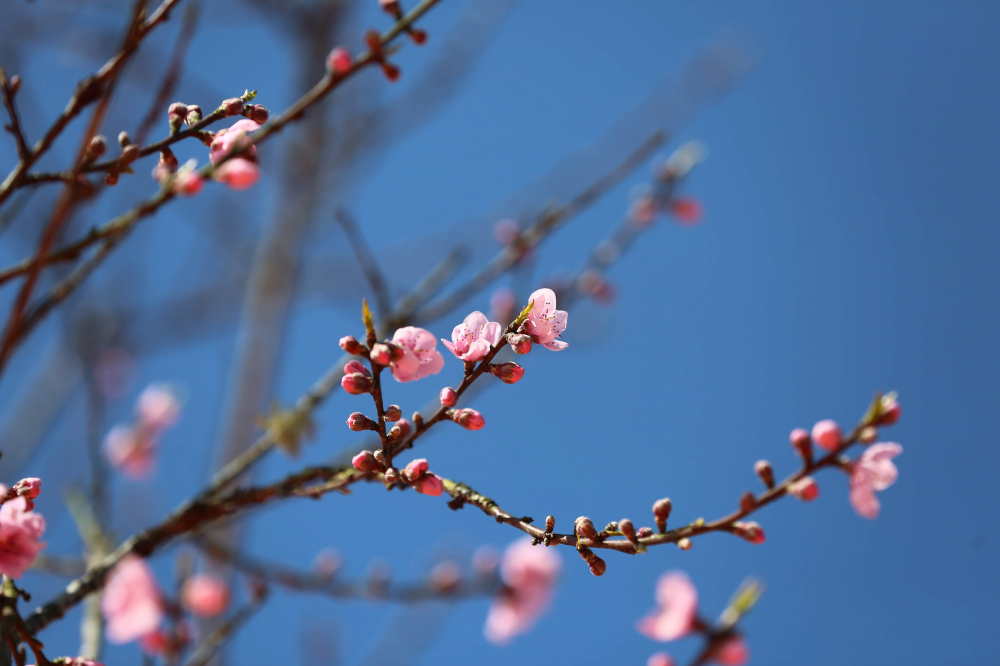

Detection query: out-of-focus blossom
xmin=95 ymin=348 xmax=137 ymax=399
xmin=629 ymin=195 xmax=658 ymax=226
xmin=788 ymin=476 xmax=819 ymax=502
xmin=327 ymin=47 xmax=352 ymax=74
xmin=493 ymin=218 xmax=520 ymax=245
xmin=849 ymin=442 xmax=903 ymax=519
xmin=135 ymin=383 xmax=181 ymax=435
xmin=209 ymin=119 xmax=259 ymax=164
xmin=712 ymin=636 xmax=749 ymax=665
xmin=811 ymin=419 xmax=842 ymax=452
xmin=102 ymin=555 xmax=164 ymax=644
xmin=484 ymin=538 xmax=561 ymax=644
xmin=647 ymin=653 xmax=675 ymax=666
xmin=388 ymin=327 xmax=444 ymax=382
xmin=668 ymin=197 xmax=703 ymax=225
xmin=0 ymin=496 xmax=45 ymax=578
xmin=182 ymin=574 xmax=230 ymax=618
xmin=313 ymin=548 xmax=342 ymax=579
xmin=522 ymin=288 xmax=568 ymax=351
xmin=103 ymin=425 xmax=156 ymax=479
xmin=430 ymin=560 xmax=461 ymax=592
xmin=215 ymin=158 xmax=259 ymax=190
xmin=637 ymin=571 xmax=698 ymax=642
xmin=442 ymin=311 xmax=503 ymax=362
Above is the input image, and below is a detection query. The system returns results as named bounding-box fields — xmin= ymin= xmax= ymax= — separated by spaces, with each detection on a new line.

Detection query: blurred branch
xmin=335 ymin=208 xmax=392 ymax=319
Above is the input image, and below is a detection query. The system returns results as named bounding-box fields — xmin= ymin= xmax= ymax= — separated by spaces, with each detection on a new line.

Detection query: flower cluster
xmin=103 ymin=383 xmax=182 ymax=479
xmin=0 ymin=479 xmax=46 ymax=578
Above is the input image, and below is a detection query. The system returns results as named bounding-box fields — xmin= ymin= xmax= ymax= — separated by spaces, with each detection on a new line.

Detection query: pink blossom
xmin=352 ymin=450 xmax=379 ymax=472
xmin=849 ymin=442 xmax=902 ymax=519
xmin=341 ymin=360 xmax=373 ymax=395
xmin=789 ymin=476 xmax=819 ymax=502
xmin=440 ymin=386 xmax=457 ymax=407
xmin=412 ymin=473 xmax=444 ymax=496
xmin=388 ymin=326 xmax=444 ymax=382
xmin=209 ymin=119 xmax=260 ymax=165
xmin=402 ymin=458 xmax=429 ymax=482
xmin=669 ymin=197 xmax=703 ymax=225
xmin=135 ymin=383 xmax=181 ymax=435
xmin=442 ymin=311 xmax=503 ymax=362
xmin=811 ymin=419 xmax=842 ymax=451
xmin=647 ymin=653 xmax=675 ymax=666
xmin=484 ymin=538 xmax=561 ymax=644
xmin=327 ymin=47 xmax=352 ymax=74
xmin=712 ymin=636 xmax=749 ymax=666
xmin=12 ymin=478 xmax=41 ymax=510
xmin=103 ymin=425 xmax=156 ymax=479
xmin=139 ymin=630 xmax=168 ymax=655
xmin=522 ymin=288 xmax=568 ymax=351
xmin=182 ymin=574 xmax=230 ymax=617
xmin=215 ymin=158 xmax=260 ymax=190
xmin=173 ymin=168 xmax=203 ymax=197
xmin=637 ymin=571 xmax=698 ymax=642
xmin=451 ymin=408 xmax=485 ymax=430
xmin=0 ymin=497 xmax=46 ymax=578
xmin=102 ymin=555 xmax=164 ymax=644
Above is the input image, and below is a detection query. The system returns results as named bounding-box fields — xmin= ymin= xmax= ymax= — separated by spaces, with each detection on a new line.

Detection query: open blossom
xmin=521 ymin=288 xmax=568 ymax=351
xmin=102 ymin=555 xmax=164 ymax=644
xmin=484 ymin=538 xmax=561 ymax=644
xmin=388 ymin=327 xmax=444 ymax=382
xmin=0 ymin=496 xmax=46 ymax=578
xmin=442 ymin=311 xmax=502 ymax=362
xmin=637 ymin=571 xmax=698 ymax=642
xmin=849 ymin=442 xmax=903 ymax=519
xmin=209 ymin=119 xmax=259 ymax=164
xmin=136 ymin=383 xmax=181 ymax=435
xmin=103 ymin=425 xmax=156 ymax=479
xmin=182 ymin=574 xmax=230 ymax=617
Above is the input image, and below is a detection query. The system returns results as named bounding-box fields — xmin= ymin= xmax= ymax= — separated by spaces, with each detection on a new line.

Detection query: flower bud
xmin=408 ymin=28 xmax=428 ymax=45
xmin=248 ymin=104 xmax=269 ymax=124
xmin=788 ymin=476 xmax=819 ymax=502
xmin=429 ymin=560 xmax=460 ymax=593
xmin=222 ymin=97 xmax=243 ymax=116
xmin=859 ymin=425 xmax=878 ymax=444
xmin=574 ymin=516 xmax=598 ymax=540
xmin=653 ymin=498 xmax=672 ymax=533
xmin=121 ymin=144 xmax=140 ymax=164
xmin=168 ymin=102 xmax=188 ymax=119
xmin=440 ymin=386 xmax=457 ymax=407
xmin=647 ymin=652 xmax=675 ymax=666
xmin=8 ymin=75 xmax=20 ymax=95
xmin=619 ymin=518 xmax=638 ymax=545
xmin=118 ymin=131 xmax=132 ymax=148
xmin=327 ymin=47 xmax=352 ymax=75
xmin=577 ymin=546 xmax=606 ymax=576
xmin=384 ymin=405 xmax=401 ymax=422
xmin=489 ymin=362 xmax=524 ymax=384
xmin=402 ymin=458 xmax=428 ymax=482
xmin=374 ymin=449 xmax=385 ymax=465
xmin=384 ymin=467 xmax=399 ymax=484
xmin=636 ymin=526 xmax=654 ymax=538
xmin=339 ymin=335 xmax=364 ymax=355
xmin=412 ymin=412 xmax=424 ymax=429
xmin=754 ymin=460 xmax=774 ymax=488
xmin=450 ymin=408 xmax=484 ymax=430
xmin=346 ymin=412 xmax=376 ymax=432
xmin=392 ymin=418 xmax=411 ymax=439
xmin=105 ymin=172 xmax=119 ymax=186
xmin=733 ymin=521 xmax=765 ymax=544
xmin=508 ymin=333 xmax=532 ymax=355
xmin=341 ymin=372 xmax=373 ymax=395
xmin=352 ymin=450 xmax=380 ymax=472
xmin=380 ymin=61 xmax=400 ymax=82
xmin=790 ymin=427 xmax=812 ymax=462
xmin=388 ymin=425 xmax=402 ymax=439
xmin=875 ymin=395 xmax=901 ymax=426
xmin=88 ymin=134 xmax=107 ymax=158
xmin=668 ymin=197 xmax=703 ymax=225
xmin=185 ymin=105 xmax=202 ymax=126
xmin=811 ymin=419 xmax=842 ymax=452
xmin=545 ymin=515 xmax=555 ymax=532
xmin=370 ymin=342 xmax=403 ymax=366
xmin=379 ymin=0 xmax=401 ymax=13
xmin=739 ymin=491 xmax=756 ymax=513
xmin=677 ymin=538 xmax=692 ymax=550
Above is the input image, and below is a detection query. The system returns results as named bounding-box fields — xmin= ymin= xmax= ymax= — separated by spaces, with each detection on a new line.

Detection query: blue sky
xmin=2 ymin=1 xmax=998 ymax=665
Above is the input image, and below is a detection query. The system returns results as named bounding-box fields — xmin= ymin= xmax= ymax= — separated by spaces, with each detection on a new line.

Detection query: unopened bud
xmin=168 ymin=102 xmax=188 ymax=119
xmin=222 ymin=97 xmax=243 ymax=116
xmin=365 ymin=30 xmax=383 ymax=53
xmin=677 ymin=538 xmax=692 ymax=550
xmin=352 ymin=450 xmax=380 ymax=472
xmin=859 ymin=425 xmax=878 ymax=444
xmin=429 ymin=560 xmax=460 ymax=593
xmin=374 ymin=449 xmax=385 ymax=464
xmin=120 ymin=144 xmax=139 ymax=164
xmin=379 ymin=0 xmax=400 ymax=13
xmin=489 ymin=362 xmax=524 ymax=384
xmin=408 ymin=28 xmax=427 ymax=45
xmin=370 ymin=342 xmax=403 ymax=366
xmin=327 ymin=47 xmax=352 ymax=75
xmin=440 ymin=387 xmax=457 ymax=407
xmin=876 ymin=395 xmax=901 ymax=426
xmin=380 ymin=61 xmax=400 ymax=82
xmin=118 ymin=131 xmax=131 ymax=148
xmin=754 ymin=460 xmax=774 ymax=488
xmin=636 ymin=526 xmax=654 ymax=538
xmin=788 ymin=476 xmax=819 ymax=502
xmin=88 ymin=135 xmax=107 ymax=158
xmin=384 ymin=467 xmax=399 ymax=484
xmin=508 ymin=333 xmax=532 ymax=355
xmin=388 ymin=425 xmax=402 ymax=439
xmin=104 ymin=172 xmax=119 ymax=186
xmin=340 ymin=372 xmax=373 ymax=395
xmin=811 ymin=419 xmax=842 ymax=452
xmin=384 ymin=405 xmax=401 ymax=422
xmin=733 ymin=521 xmax=765 ymax=544
xmin=185 ymin=105 xmax=202 ymax=126
xmin=574 ymin=516 xmax=598 ymax=540
xmin=246 ymin=104 xmax=269 ymax=124
xmin=9 ymin=75 xmax=20 ymax=95
xmin=653 ymin=498 xmax=672 ymax=533
xmin=394 ymin=418 xmax=411 ymax=439
xmin=339 ymin=335 xmax=365 ymax=355
xmin=412 ymin=412 xmax=424 ymax=429
xmin=790 ymin=428 xmax=812 ymax=463
xmin=577 ymin=546 xmax=606 ymax=576
xmin=545 ymin=515 xmax=555 ymax=532
xmin=450 ymin=408 xmax=484 ymax=431
xmin=346 ymin=412 xmax=377 ymax=432
xmin=619 ymin=518 xmax=638 ymax=545
xmin=739 ymin=491 xmax=756 ymax=513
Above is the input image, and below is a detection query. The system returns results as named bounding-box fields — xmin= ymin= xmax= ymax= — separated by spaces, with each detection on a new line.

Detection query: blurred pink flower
xmin=647 ymin=652 xmax=675 ymax=666
xmin=327 ymin=47 xmax=352 ymax=74
xmin=0 ymin=496 xmax=45 ymax=578
xmin=182 ymin=574 xmax=230 ymax=618
xmin=637 ymin=571 xmax=698 ymax=642
xmin=811 ymin=419 xmax=842 ymax=452
xmin=135 ymin=383 xmax=181 ymax=435
xmin=12 ymin=477 xmax=41 ymax=510
xmin=215 ymin=158 xmax=259 ymax=190
xmin=522 ymin=288 xmax=568 ymax=351
xmin=442 ymin=311 xmax=502 ymax=362
xmin=103 ymin=425 xmax=156 ymax=479
xmin=102 ymin=555 xmax=164 ymax=644
xmin=484 ymin=538 xmax=561 ymax=644
xmin=712 ymin=636 xmax=749 ymax=665
xmin=789 ymin=476 xmax=819 ymax=502
xmin=849 ymin=442 xmax=903 ymax=519
xmin=668 ymin=197 xmax=703 ymax=225
xmin=389 ymin=326 xmax=444 ymax=382
xmin=209 ymin=119 xmax=259 ymax=164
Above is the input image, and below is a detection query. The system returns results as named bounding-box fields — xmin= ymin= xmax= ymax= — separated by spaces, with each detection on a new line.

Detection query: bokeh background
xmin=0 ymin=1 xmax=998 ymax=665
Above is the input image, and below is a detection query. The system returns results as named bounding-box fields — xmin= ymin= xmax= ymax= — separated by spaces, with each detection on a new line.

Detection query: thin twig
xmin=335 ymin=208 xmax=392 ymax=317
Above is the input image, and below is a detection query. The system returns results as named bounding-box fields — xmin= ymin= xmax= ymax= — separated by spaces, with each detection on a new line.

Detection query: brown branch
xmin=336 ymin=208 xmax=392 ymax=318
xmin=0 ymin=69 xmax=30 ymax=161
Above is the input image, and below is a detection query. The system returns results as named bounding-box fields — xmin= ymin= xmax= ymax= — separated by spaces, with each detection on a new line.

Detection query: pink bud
xmin=384 ymin=467 xmax=399 ymax=484
xmin=370 ymin=342 xmax=402 ymax=366
xmin=394 ymin=418 xmax=411 ymax=439
xmin=185 ymin=105 xmax=202 ymax=126
xmin=347 ymin=412 xmax=376 ymax=432
xmin=341 ymin=372 xmax=373 ymax=395
xmin=713 ymin=636 xmax=749 ymax=666
xmin=653 ymin=497 xmax=672 ymax=532
xmin=668 ymin=197 xmax=703 ymax=225
xmin=168 ymin=102 xmax=188 ymax=120
xmin=339 ymin=335 xmax=364 ymax=355
xmin=451 ymin=408 xmax=484 ymax=430
xmin=344 ymin=360 xmax=368 ymax=376
xmin=489 ymin=362 xmax=524 ymax=384
xmin=647 ymin=653 xmax=675 ymax=666
xmin=789 ymin=476 xmax=819 ymax=502
xmin=384 ymin=405 xmax=401 ymax=422
xmin=402 ymin=458 xmax=429 ymax=482
xmin=876 ymin=397 xmax=901 ymax=426
xmin=222 ymin=98 xmax=243 ymax=116
xmin=88 ymin=135 xmax=107 ymax=157
xmin=12 ymin=478 xmax=41 ymax=501
xmin=327 ymin=47 xmax=352 ymax=75
xmin=619 ymin=518 xmax=638 ymax=544
xmin=173 ymin=170 xmax=203 ymax=197
xmin=636 ymin=526 xmax=654 ymax=538
xmin=215 ymin=158 xmax=259 ymax=190
xmin=733 ymin=521 xmax=765 ymax=544
xmin=413 ymin=473 xmax=444 ymax=496
xmin=181 ymin=574 xmax=229 ymax=618
xmin=790 ymin=427 xmax=812 ymax=460
xmin=352 ymin=450 xmax=380 ymax=472
xmin=677 ymin=538 xmax=692 ymax=550
xmin=118 ymin=131 xmax=131 ymax=148
xmin=440 ymin=387 xmax=457 ymax=407
xmin=754 ymin=460 xmax=774 ymax=488
xmin=811 ymin=419 xmax=842 ymax=452
xmin=574 ymin=516 xmax=598 ymax=539
xmin=248 ymin=104 xmax=269 ymax=124
xmin=508 ymin=333 xmax=532 ymax=355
